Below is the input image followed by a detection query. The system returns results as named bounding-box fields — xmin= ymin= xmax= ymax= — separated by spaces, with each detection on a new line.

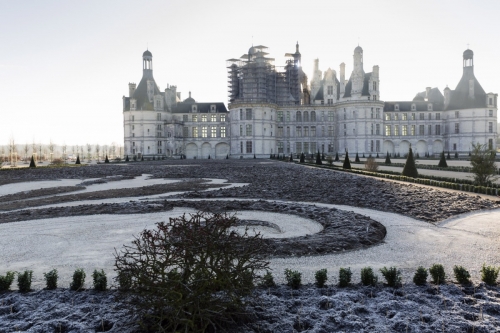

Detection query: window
xmin=278 ymin=142 xmax=284 ymax=153
xmin=489 ymin=98 xmax=493 ymax=105
xmin=419 ymin=125 xmax=424 ymax=135
xmin=239 ymin=125 xmax=243 ymax=136
xmin=211 ymin=114 xmax=216 ymax=122
xmin=183 ymin=115 xmax=188 ymax=122
xmin=192 ymin=105 xmax=197 ymax=112
xmin=402 ymin=113 xmax=407 ymax=121
xmin=157 ymin=113 xmax=161 ymax=120
xmin=411 ymin=104 xmax=416 ymax=111
xmin=211 ymin=127 xmax=216 ymax=137
xmin=246 ymin=124 xmax=252 ymax=136
xmin=343 ymin=109 xmax=346 ymax=120
xmin=376 ymin=140 xmax=380 ymax=152
xmin=201 ymin=115 xmax=207 ymax=122
xmin=328 ymin=126 xmax=334 ymax=136
xmin=385 ymin=125 xmax=391 ymax=136
xmin=371 ymin=108 xmax=374 ymax=118
xmin=436 ymin=113 xmax=441 ymax=120
xmin=132 ymin=142 xmax=135 ymax=147
xmin=428 ymin=125 xmax=431 ymax=135
xmin=428 ymin=113 xmax=432 ymax=120
xmin=311 ymin=126 xmax=316 ymax=137
xmin=220 ymin=126 xmax=226 ymax=137
xmin=455 ymin=123 xmax=459 ymax=134
xmin=296 ymin=111 xmax=302 ymax=122
xmin=304 ymin=127 xmax=309 ymax=137
xmin=246 ymin=109 xmax=252 ymax=120
xmin=277 ymin=126 xmax=283 ymax=136
xmin=489 ymin=110 xmax=493 ymax=117
xmin=132 ymin=133 xmax=135 ymax=137
xmin=240 ymin=142 xmax=243 ymax=153
xmin=373 ymin=95 xmax=377 ymax=101
xmin=376 ymin=108 xmax=380 ymax=119
xmin=328 ymin=144 xmax=334 ymax=153
xmin=311 ymin=111 xmax=316 ymax=121
xmin=304 ymin=142 xmax=309 ymax=153
xmin=132 ymin=115 xmax=135 ymax=121
xmin=192 ymin=115 xmax=198 ymax=122
xmin=287 ymin=142 xmax=290 ymax=154
xmin=385 ymin=113 xmax=391 ymax=121
xmin=402 ymin=125 xmax=408 ymax=136
xmin=296 ymin=126 xmax=302 ymax=137
xmin=327 ymin=99 xmax=333 ymax=104
xmin=394 ymin=126 xmax=399 ymax=136
xmin=201 ymin=126 xmax=208 ymax=138
xmin=370 ymin=140 xmax=374 ymax=152
xmin=246 ymin=141 xmax=252 ymax=153
xmin=373 ymin=81 xmax=377 ymax=91
xmin=286 ymin=126 xmax=290 ymax=136
xmin=394 ymin=113 xmax=399 ymax=120
xmin=428 ymin=104 xmax=432 ymax=111
xmin=489 ymin=138 xmax=493 ymax=150
xmin=132 ymin=125 xmax=135 ymax=130
xmin=303 ymin=111 xmax=309 ymax=122
xmin=183 ymin=127 xmax=188 ymax=137
xmin=311 ymin=142 xmax=317 ymax=153
xmin=286 ymin=111 xmax=290 ymax=121
xmin=240 ymin=109 xmax=243 ymax=120
xmin=277 ymin=111 xmax=283 ymax=121
xmin=370 ymin=123 xmax=374 ymax=135
xmin=327 ymin=85 xmax=333 ymax=95
xmin=395 ymin=104 xmax=399 ymax=111
xmin=436 ymin=124 xmax=441 ymax=135
xmin=455 ymin=111 xmax=459 ymax=118
xmin=411 ymin=113 xmax=415 ymax=121
xmin=296 ymin=142 xmax=302 ymax=153
xmin=328 ymin=111 xmax=334 ymax=121
xmin=489 ymin=122 xmax=493 ymax=133
xmin=192 ymin=127 xmax=198 ymax=137
xmin=220 ymin=114 xmax=226 ymax=122
xmin=376 ymin=124 xmax=380 ymax=135
xmin=411 ymin=125 xmax=415 ymax=136
xmin=419 ymin=113 xmax=424 ymax=120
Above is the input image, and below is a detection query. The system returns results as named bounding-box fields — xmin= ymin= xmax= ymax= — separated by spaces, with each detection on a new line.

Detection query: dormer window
xmin=210 ymin=105 xmax=216 ymax=112
xmin=411 ymin=104 xmax=416 ymax=111
xmin=192 ymin=105 xmax=197 ymax=112
xmin=395 ymin=104 xmax=399 ymax=111
xmin=428 ymin=104 xmax=432 ymax=111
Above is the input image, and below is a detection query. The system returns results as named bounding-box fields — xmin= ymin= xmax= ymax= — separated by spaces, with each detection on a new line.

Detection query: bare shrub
xmin=364 ymin=157 xmax=379 ymax=172
xmin=114 ymin=211 xmax=270 ymax=332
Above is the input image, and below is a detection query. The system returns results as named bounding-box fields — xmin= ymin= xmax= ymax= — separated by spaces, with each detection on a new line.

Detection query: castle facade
xmin=123 ymin=45 xmax=497 ymax=159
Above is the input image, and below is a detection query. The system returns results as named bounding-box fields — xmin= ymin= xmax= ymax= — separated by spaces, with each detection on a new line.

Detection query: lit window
xmin=402 ymin=125 xmax=408 ymax=136
xmin=220 ymin=114 xmax=226 ymax=122
xmin=202 ymin=126 xmax=208 ymax=137
xmin=402 ymin=113 xmax=407 ymax=121
xmin=385 ymin=113 xmax=390 ymax=121
xmin=385 ymin=125 xmax=391 ymax=136
xmin=211 ymin=114 xmax=216 ymax=122
xmin=394 ymin=126 xmax=399 ymax=136
xmin=211 ymin=127 xmax=216 ymax=137
xmin=221 ymin=126 xmax=226 ymax=137
xmin=411 ymin=125 xmax=415 ymax=135
xmin=201 ymin=115 xmax=207 ymax=122
xmin=192 ymin=115 xmax=198 ymax=122
xmin=192 ymin=127 xmax=198 ymax=137
xmin=277 ymin=111 xmax=283 ymax=121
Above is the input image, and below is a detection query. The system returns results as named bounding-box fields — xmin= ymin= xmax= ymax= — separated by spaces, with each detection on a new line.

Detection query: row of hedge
xmin=301 ymin=162 xmax=500 ymax=195
xmin=270 ymin=263 xmax=500 ymax=290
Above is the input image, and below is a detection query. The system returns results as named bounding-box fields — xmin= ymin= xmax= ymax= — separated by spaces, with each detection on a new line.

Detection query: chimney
xmin=426 ymin=87 xmax=431 ymax=101
xmin=128 ymin=83 xmax=136 ymax=97
xmin=444 ymin=87 xmax=450 ymax=109
xmin=340 ymin=62 xmax=345 ymax=94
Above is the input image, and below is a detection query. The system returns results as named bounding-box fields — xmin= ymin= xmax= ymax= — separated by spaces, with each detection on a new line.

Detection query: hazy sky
xmin=1 ymin=0 xmax=499 ymax=145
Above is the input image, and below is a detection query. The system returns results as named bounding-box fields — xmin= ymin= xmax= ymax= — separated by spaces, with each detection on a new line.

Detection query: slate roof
xmin=131 ymin=73 xmax=162 ymax=111
xmin=343 ymin=72 xmax=372 ymax=98
xmin=412 ymin=88 xmax=444 ymax=104
xmin=446 ymin=67 xmax=486 ymax=110
xmin=172 ymin=102 xmax=228 ymax=114
xmin=383 ymin=101 xmax=443 ymax=112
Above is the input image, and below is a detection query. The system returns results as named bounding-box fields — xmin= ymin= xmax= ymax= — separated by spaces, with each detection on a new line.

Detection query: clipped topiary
xmin=17 ymin=270 xmax=33 ymax=293
xmin=105 ymin=155 xmax=109 ymax=163
xmin=315 ymin=151 xmax=322 ymax=165
xmin=402 ymin=146 xmax=418 ymax=178
xmin=289 ymin=153 xmax=293 ymax=162
xmin=226 ymin=154 xmax=229 ymax=159
xmin=92 ymin=269 xmax=107 ymax=291
xmin=355 ymin=153 xmax=360 ymax=163
xmin=141 ymin=156 xmax=144 ymax=161
xmin=453 ymin=265 xmax=471 ymax=285
xmin=481 ymin=264 xmax=500 ymax=285
xmin=447 ymin=151 xmax=451 ymax=159
xmin=253 ymin=154 xmax=256 ymax=159
xmin=44 ymin=269 xmax=58 ymax=290
xmin=360 ymin=267 xmax=378 ymax=286
xmin=29 ymin=156 xmax=36 ymax=168
xmin=315 ymin=269 xmax=328 ymax=288
xmin=385 ymin=152 xmax=392 ymax=164
xmin=429 ymin=264 xmax=446 ymax=284
xmin=380 ymin=266 xmax=401 ymax=287
xmin=75 ymin=155 xmax=81 ymax=164
xmin=208 ymin=155 xmax=211 ymax=159
xmin=300 ymin=152 xmax=305 ymax=163
xmin=261 ymin=271 xmax=276 ymax=288
xmin=0 ymin=272 xmax=15 ymax=291
xmin=334 ymin=152 xmax=339 ymax=162
xmin=70 ymin=268 xmax=86 ymax=291
xmin=338 ymin=267 xmax=352 ymax=287
xmin=438 ymin=151 xmax=448 ymax=168
xmin=413 ymin=266 xmax=428 ymax=286
xmin=343 ymin=151 xmax=351 ymax=169
xmin=125 ymin=155 xmax=129 ymax=162
xmin=285 ymin=269 xmax=301 ymax=289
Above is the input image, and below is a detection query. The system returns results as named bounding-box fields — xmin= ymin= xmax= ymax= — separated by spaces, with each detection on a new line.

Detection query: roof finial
xmin=189 ymin=91 xmax=191 ymax=98
xmin=467 ymin=43 xmax=469 ymax=49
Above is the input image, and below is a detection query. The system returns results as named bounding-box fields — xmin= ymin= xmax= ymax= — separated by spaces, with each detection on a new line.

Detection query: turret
xmin=143 ymin=50 xmax=153 ymax=78
xmin=351 ymin=46 xmax=364 ymax=96
xmin=444 ymin=86 xmax=451 ymax=109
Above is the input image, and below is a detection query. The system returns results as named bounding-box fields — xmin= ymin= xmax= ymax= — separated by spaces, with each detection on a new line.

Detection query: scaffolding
xmin=227 ymin=46 xmax=302 ymax=106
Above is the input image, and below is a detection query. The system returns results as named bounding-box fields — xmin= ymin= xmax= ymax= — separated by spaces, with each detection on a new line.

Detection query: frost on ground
xmin=1 ymin=283 xmax=500 ymax=333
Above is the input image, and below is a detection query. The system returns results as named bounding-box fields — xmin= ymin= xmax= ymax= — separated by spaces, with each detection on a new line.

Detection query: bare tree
xmin=9 ymin=138 xmax=17 ymax=167
xmin=62 ymin=144 xmax=67 ymax=164
xmin=24 ymin=143 xmax=29 ymax=162
xmin=87 ymin=143 xmax=91 ymax=162
xmin=31 ymin=141 xmax=37 ymax=160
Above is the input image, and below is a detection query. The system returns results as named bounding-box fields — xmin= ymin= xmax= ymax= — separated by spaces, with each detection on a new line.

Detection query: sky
xmin=1 ymin=0 xmax=499 ymax=146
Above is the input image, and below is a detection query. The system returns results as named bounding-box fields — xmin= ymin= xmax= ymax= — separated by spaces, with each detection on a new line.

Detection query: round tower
xmin=463 ymin=49 xmax=473 ymax=67
xmin=143 ymin=50 xmax=153 ymax=75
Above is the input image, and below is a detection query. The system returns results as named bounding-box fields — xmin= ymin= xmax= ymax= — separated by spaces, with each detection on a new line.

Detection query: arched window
xmin=311 ymin=111 xmax=316 ymax=121
xmin=296 ymin=111 xmax=302 ymax=122
xmin=303 ymin=111 xmax=309 ymax=122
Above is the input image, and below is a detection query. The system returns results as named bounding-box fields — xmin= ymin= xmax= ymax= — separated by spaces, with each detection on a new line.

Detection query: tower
xmin=143 ymin=50 xmax=153 ymax=77
xmin=351 ymin=46 xmax=364 ymax=96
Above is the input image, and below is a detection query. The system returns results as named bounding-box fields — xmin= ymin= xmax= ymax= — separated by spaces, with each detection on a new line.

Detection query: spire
xmin=296 ymin=41 xmax=300 ymax=54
